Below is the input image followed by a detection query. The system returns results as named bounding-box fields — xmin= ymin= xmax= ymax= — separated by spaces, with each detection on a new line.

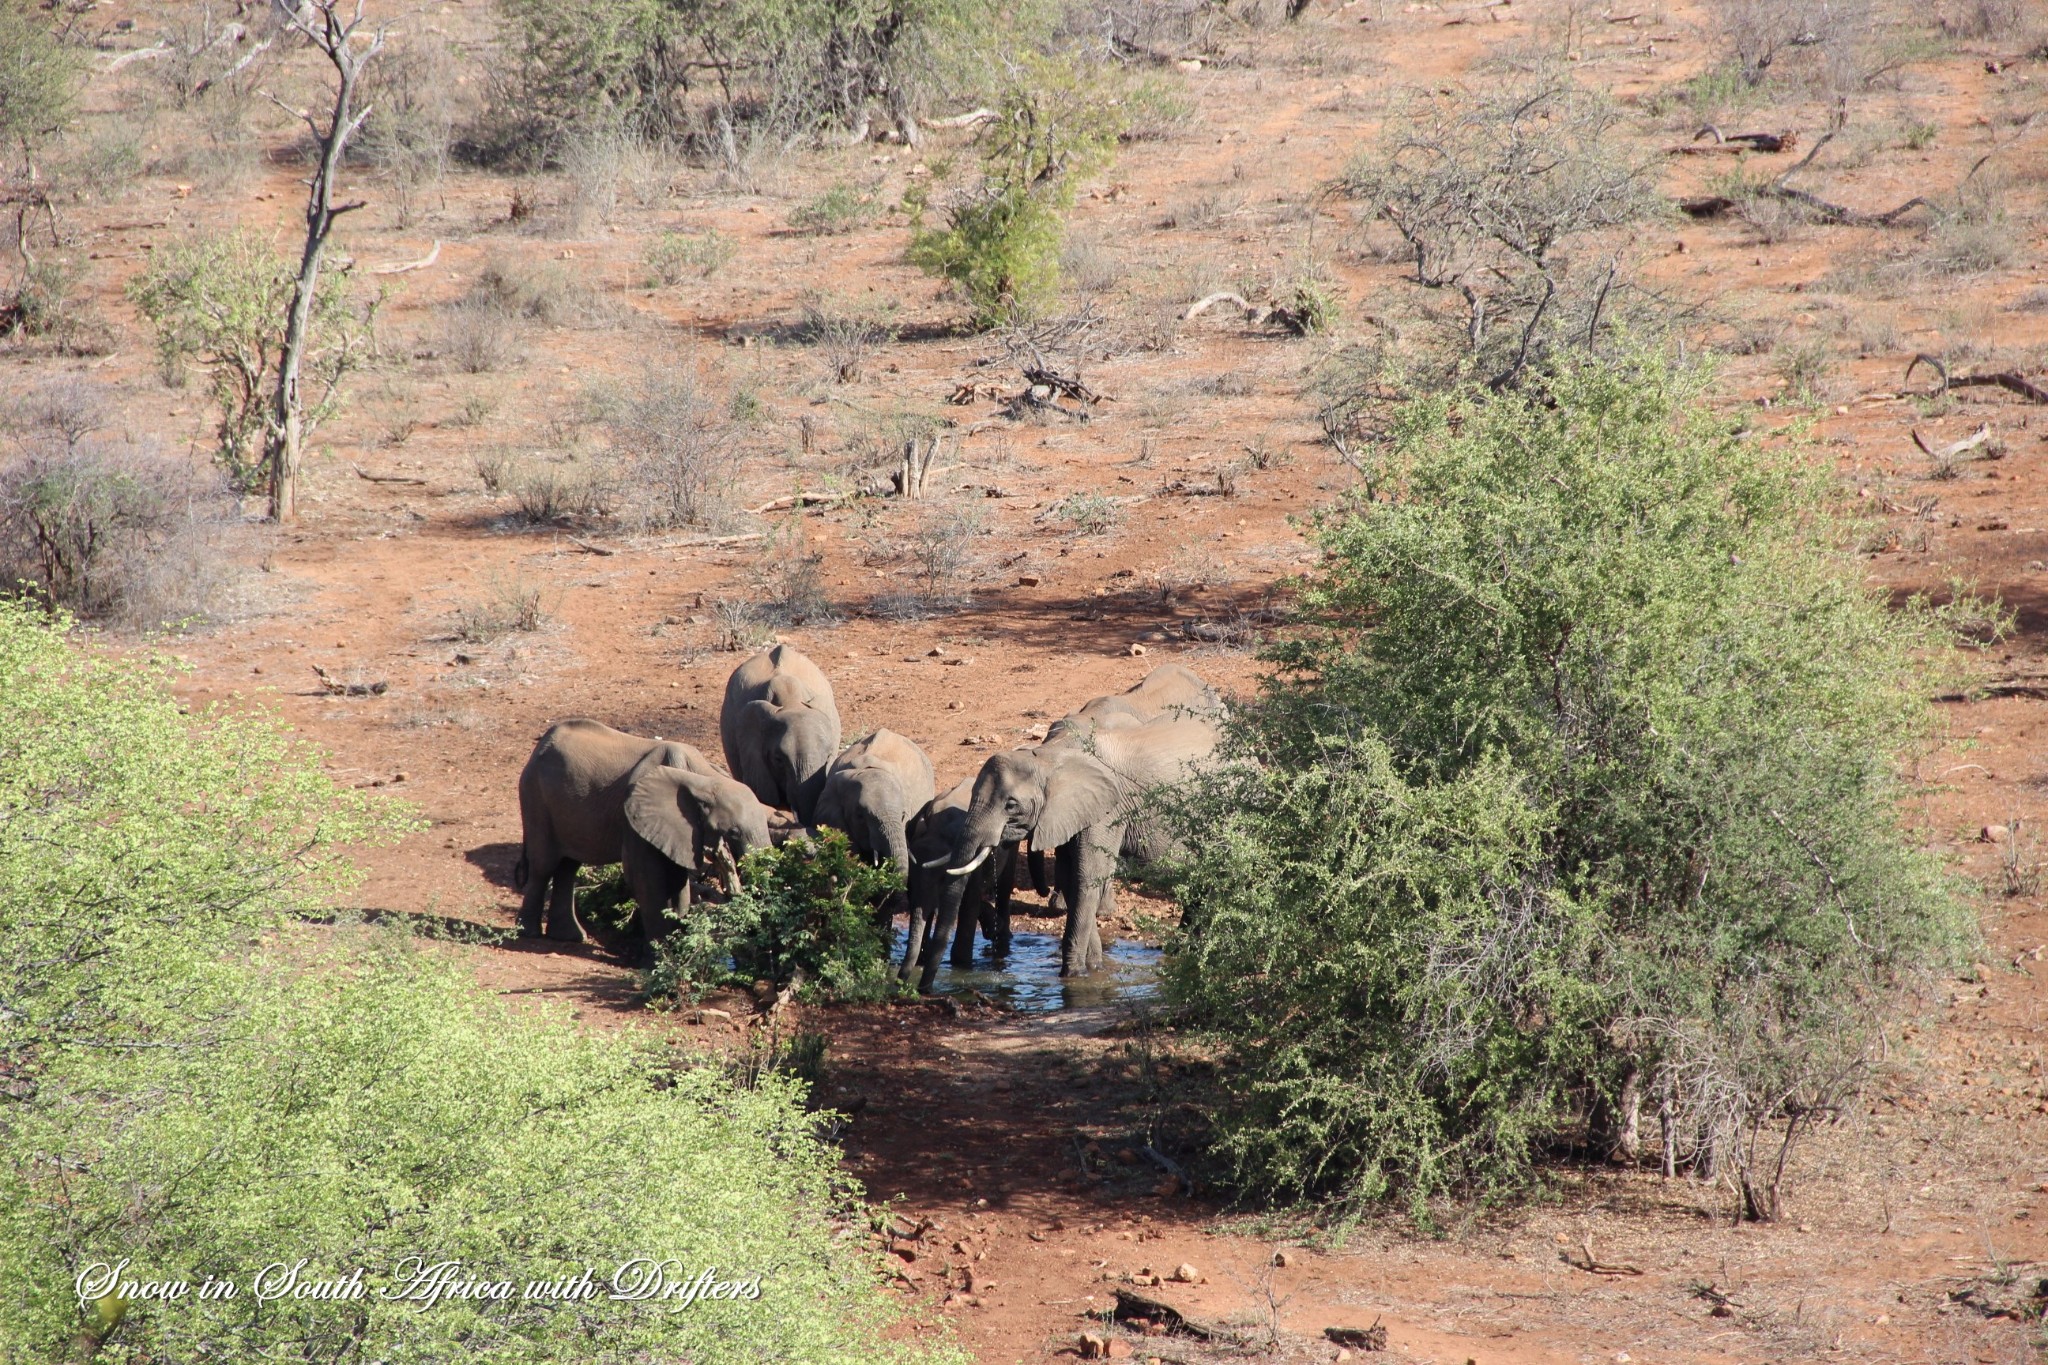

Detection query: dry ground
xmin=12 ymin=0 xmax=2048 ymax=1360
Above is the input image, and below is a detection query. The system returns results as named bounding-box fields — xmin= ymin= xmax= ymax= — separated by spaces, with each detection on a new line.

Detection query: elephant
xmin=720 ymin=643 xmax=842 ymax=825
xmin=935 ymin=711 xmax=1221 ymax=978
xmin=1028 ymin=664 xmax=1225 ymax=905
xmin=901 ymin=776 xmax=1021 ymax=991
xmin=1043 ymin=663 xmax=1223 ymax=745
xmin=813 ymin=729 xmax=936 ymax=877
xmin=516 ymin=719 xmax=771 ymax=947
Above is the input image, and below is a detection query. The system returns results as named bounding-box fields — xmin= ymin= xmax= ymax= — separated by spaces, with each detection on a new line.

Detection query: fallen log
xmin=567 ymin=537 xmax=616 ymax=556
xmin=1679 ymin=127 xmax=1797 ymax=154
xmin=1326 ymin=1320 xmax=1390 ymax=1352
xmin=352 ymin=464 xmax=426 ymax=485
xmin=1111 ymin=1288 xmax=1246 ymax=1343
xmin=1906 ymin=354 xmax=2048 ymax=404
xmin=311 ymin=665 xmax=388 ymax=697
xmin=745 ymin=489 xmax=856 ymax=515
xmin=1183 ymin=290 xmax=1251 ymax=320
xmin=370 ymin=240 xmax=441 ymax=275
xmin=1911 ymin=424 xmax=1993 ymax=461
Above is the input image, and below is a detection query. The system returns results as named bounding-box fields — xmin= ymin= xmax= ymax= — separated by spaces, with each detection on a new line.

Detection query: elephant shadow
xmin=465 ymin=842 xmax=524 ymax=889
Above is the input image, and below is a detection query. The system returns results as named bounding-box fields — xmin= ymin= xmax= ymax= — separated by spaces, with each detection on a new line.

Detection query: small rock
xmin=1018 ymin=573 xmax=1042 ymax=586
xmin=1797 ymin=1222 xmax=1813 ymax=1233
xmin=1273 ymin=1250 xmax=1293 ymax=1267
xmin=1128 ymin=643 xmax=1148 ymax=657
xmin=1335 ymin=1352 xmax=1353 ymax=1364
xmin=1979 ymin=824 xmax=2010 ymax=844
xmin=1106 ymin=1340 xmax=1135 ymax=1359
xmin=1170 ymin=1263 xmax=1201 ymax=1284
xmin=948 ymin=700 xmax=963 ymax=710
xmin=944 ymin=656 xmax=973 ymax=667
xmin=929 ymin=646 xmax=948 ymax=657
xmin=1078 ymin=1331 xmax=1108 ymax=1359
xmin=1115 ymin=1147 xmax=1139 ymax=1165
xmin=691 ymin=1007 xmax=733 ymax=1024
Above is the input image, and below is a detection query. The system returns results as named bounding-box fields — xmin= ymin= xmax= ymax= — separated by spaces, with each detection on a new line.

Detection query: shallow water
xmin=889 ymin=926 xmax=1162 ymax=1012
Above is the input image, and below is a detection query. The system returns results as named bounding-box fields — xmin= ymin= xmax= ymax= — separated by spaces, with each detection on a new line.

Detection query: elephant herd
xmin=514 ymin=643 xmax=1224 ymax=988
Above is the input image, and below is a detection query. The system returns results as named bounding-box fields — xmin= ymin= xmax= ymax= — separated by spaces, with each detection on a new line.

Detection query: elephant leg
xmin=1059 ymin=829 xmax=1113 ymax=977
xmin=544 ymin=857 xmax=587 ymax=943
xmin=948 ymin=866 xmax=981 ymax=970
xmin=517 ymin=858 xmax=552 ymax=938
xmin=900 ymin=874 xmax=934 ymax=982
xmin=920 ymin=872 xmax=972 ymax=994
xmin=1027 ymin=846 xmax=1050 ymax=896
xmin=990 ymin=841 xmax=1017 ymax=956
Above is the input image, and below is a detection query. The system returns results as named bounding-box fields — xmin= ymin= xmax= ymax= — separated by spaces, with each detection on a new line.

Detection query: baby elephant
xmin=516 ymin=719 xmax=771 ymax=946
xmin=813 ymin=729 xmax=936 ymax=877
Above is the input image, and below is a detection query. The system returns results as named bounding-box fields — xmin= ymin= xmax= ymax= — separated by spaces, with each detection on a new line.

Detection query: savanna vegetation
xmin=1162 ymin=351 xmax=1983 ymax=1221
xmin=0 ymin=602 xmax=945 ymax=1362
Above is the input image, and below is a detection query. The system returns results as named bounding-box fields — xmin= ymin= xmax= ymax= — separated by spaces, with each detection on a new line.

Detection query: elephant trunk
xmin=871 ymin=789 xmax=911 ymax=881
xmin=714 ymin=841 xmax=743 ymax=897
xmin=945 ymin=804 xmax=1004 ymax=877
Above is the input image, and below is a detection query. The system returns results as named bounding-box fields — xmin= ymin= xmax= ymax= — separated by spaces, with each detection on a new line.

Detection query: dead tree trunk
xmin=896 ymin=433 xmax=941 ymax=499
xmin=264 ymin=0 xmax=380 ymax=522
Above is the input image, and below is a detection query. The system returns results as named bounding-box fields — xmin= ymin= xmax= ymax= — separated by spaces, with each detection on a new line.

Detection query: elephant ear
xmin=626 ymin=765 xmax=712 ymax=868
xmin=1034 ymin=754 xmax=1123 ymax=851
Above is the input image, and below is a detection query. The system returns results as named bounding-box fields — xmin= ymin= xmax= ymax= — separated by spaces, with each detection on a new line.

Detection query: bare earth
xmin=21 ymin=0 xmax=2048 ymax=1360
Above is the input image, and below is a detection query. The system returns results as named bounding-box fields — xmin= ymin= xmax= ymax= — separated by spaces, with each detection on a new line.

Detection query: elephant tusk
xmin=918 ymin=854 xmax=951 ymax=869
xmin=945 ymin=846 xmax=992 ymax=877
xmin=716 ymin=844 xmax=743 ymax=895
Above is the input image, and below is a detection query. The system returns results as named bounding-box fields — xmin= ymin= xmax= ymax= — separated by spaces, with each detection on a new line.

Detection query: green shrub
xmin=127 ymin=231 xmax=371 ymax=491
xmin=789 ymin=181 xmax=878 ymax=235
xmin=0 ymin=603 xmax=944 ymax=1363
xmin=908 ymin=56 xmax=1123 ymax=328
xmin=1160 ymin=351 xmax=1979 ymax=1221
xmin=650 ymin=830 xmax=902 ymax=1004
xmin=644 ymin=227 xmax=738 ymax=285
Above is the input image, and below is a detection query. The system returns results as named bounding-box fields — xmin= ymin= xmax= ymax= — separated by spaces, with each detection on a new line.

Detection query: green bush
xmin=789 ymin=181 xmax=878 ymax=235
xmin=650 ymin=830 xmax=902 ymax=1004
xmin=908 ymin=56 xmax=1123 ymax=328
xmin=0 ymin=603 xmax=947 ymax=1362
xmin=1160 ymin=352 xmax=1979 ymax=1221
xmin=127 ymin=231 xmax=372 ymax=491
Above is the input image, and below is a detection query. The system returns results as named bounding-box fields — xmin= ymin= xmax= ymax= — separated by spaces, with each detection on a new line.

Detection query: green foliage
xmin=0 ymin=3 xmax=78 ymax=149
xmin=1161 ymin=351 xmax=1977 ymax=1219
xmin=790 ymin=180 xmax=879 ymax=234
xmin=127 ymin=231 xmax=372 ymax=491
xmin=643 ymin=227 xmax=737 ymax=285
xmin=0 ymin=604 xmax=946 ymax=1363
xmin=908 ymin=56 xmax=1123 ymax=327
xmin=0 ymin=599 xmax=404 ymax=1069
xmin=489 ymin=0 xmax=1052 ymax=163
xmin=650 ymin=830 xmax=903 ymax=1004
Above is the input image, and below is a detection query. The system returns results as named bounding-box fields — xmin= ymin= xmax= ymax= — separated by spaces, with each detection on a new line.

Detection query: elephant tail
xmin=512 ymin=851 xmax=530 ymax=892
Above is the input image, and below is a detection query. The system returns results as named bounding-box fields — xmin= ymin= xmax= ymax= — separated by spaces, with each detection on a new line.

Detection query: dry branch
xmin=567 ymin=537 xmax=615 ymax=556
xmin=311 ymin=665 xmax=387 ymax=696
xmin=370 ymin=240 xmax=441 ymax=275
xmin=927 ymin=107 xmax=996 ymax=128
xmin=1110 ymin=1289 xmax=1245 ymax=1343
xmin=1911 ymin=425 xmax=1992 ymax=461
xmin=351 ymin=464 xmax=425 ymax=485
xmin=1183 ymin=291 xmax=1251 ymax=320
xmin=744 ymin=490 xmax=856 ymax=515
xmin=1906 ymin=354 xmax=2048 ymax=404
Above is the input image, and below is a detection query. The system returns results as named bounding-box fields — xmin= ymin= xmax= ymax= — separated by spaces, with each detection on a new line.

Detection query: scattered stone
xmin=948 ymin=700 xmax=963 ymax=710
xmin=1980 ymin=825 xmax=2011 ymax=843
xmin=1273 ymin=1249 xmax=1293 ymax=1267
xmin=1325 ymin=1320 xmax=1388 ymax=1352
xmin=1018 ymin=573 xmax=1042 ymax=586
xmin=1170 ymin=1264 xmax=1201 ymax=1284
xmin=1127 ymin=643 xmax=1147 ymax=657
xmin=928 ymin=646 xmax=947 ymax=657
xmin=1105 ymin=1340 xmax=1135 ymax=1359
xmin=1078 ymin=1331 xmax=1108 ymax=1358
xmin=689 ymin=1007 xmax=733 ymax=1024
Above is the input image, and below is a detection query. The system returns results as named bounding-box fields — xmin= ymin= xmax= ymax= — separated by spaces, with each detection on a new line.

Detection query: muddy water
xmin=889 ymin=927 xmax=1162 ymax=1012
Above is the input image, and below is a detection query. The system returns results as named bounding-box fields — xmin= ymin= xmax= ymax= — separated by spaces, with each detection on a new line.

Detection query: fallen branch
xmin=100 ymin=42 xmax=171 ymax=71
xmin=311 ymin=665 xmax=387 ymax=697
xmin=351 ymin=464 xmax=426 ymax=485
xmin=1911 ymin=424 xmax=1993 ymax=461
xmin=745 ymin=490 xmax=856 ymax=515
xmin=927 ymin=106 xmax=996 ymax=128
xmin=677 ymin=531 xmax=767 ymax=548
xmin=1906 ymin=354 xmax=2048 ymax=404
xmin=1111 ymin=1288 xmax=1246 ymax=1344
xmin=1183 ymin=290 xmax=1251 ymax=320
xmin=370 ymin=239 xmax=441 ymax=275
xmin=1023 ymin=366 xmax=1105 ymax=405
xmin=1677 ymin=127 xmax=1796 ymax=154
xmin=1562 ymin=1236 xmax=1643 ymax=1277
xmin=1140 ymin=1144 xmax=1192 ymax=1193
xmin=567 ymin=537 xmax=615 ymax=556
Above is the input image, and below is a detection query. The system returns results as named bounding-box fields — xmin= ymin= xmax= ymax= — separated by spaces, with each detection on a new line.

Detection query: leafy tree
xmin=1160 ymin=352 xmax=1979 ymax=1221
xmin=0 ymin=604 xmax=947 ymax=1362
xmin=128 ymin=231 xmax=371 ymax=494
xmin=908 ymin=56 xmax=1123 ymax=327
xmin=1 ymin=2 xmax=83 ymax=331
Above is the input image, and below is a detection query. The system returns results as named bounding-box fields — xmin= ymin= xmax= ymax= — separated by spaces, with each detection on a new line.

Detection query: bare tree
xmin=264 ymin=1 xmax=383 ymax=521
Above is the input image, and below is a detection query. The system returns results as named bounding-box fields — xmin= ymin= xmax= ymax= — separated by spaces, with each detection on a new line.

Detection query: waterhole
xmin=889 ymin=927 xmax=1162 ymax=1012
